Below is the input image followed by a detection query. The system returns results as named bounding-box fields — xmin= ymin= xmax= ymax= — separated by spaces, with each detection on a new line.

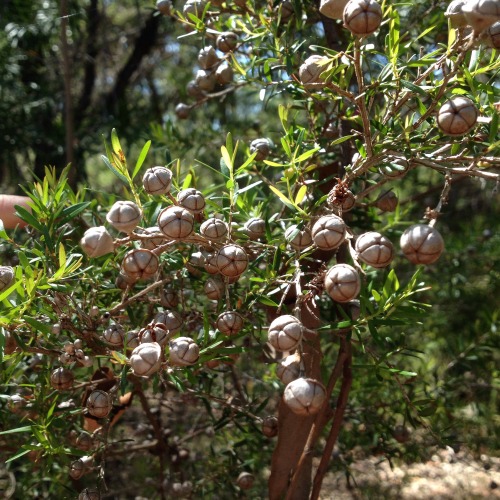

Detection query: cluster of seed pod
xmin=59 ymin=339 xmax=93 ymax=367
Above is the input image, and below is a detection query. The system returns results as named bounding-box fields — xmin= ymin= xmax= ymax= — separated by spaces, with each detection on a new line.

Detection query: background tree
xmin=0 ymin=0 xmax=499 ymax=499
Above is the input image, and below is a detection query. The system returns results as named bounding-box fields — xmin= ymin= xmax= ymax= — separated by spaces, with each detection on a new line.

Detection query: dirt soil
xmin=320 ymin=448 xmax=500 ymax=499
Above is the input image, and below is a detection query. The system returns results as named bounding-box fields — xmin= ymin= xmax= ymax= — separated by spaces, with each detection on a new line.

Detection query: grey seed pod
xmin=375 ymin=191 xmax=398 ymax=212
xmin=80 ymin=227 xmax=114 ymax=258
xmin=74 ymin=339 xmax=83 ymax=349
xmin=261 ymin=415 xmax=279 ymax=437
xmin=183 ymin=0 xmax=207 ymax=18
xmin=324 ymin=264 xmax=361 ymax=303
xmin=217 ymin=32 xmax=238 ymax=52
xmin=195 ymin=69 xmax=217 ymax=92
xmin=243 ymin=217 xmax=266 ymax=240
xmin=378 ymin=157 xmax=410 ymax=178
xmin=155 ymin=310 xmax=183 ymax=335
xmin=76 ymin=432 xmax=93 ymax=451
xmin=187 ymin=79 xmax=205 ymax=100
xmin=198 ymin=46 xmax=220 ymax=69
xmin=158 ymin=206 xmax=195 ymax=240
xmin=161 ymin=287 xmax=179 ymax=308
xmin=175 ymin=103 xmax=191 ymax=120
xmin=216 ymin=244 xmax=248 ymax=277
xmin=250 ymin=138 xmax=272 ymax=161
xmin=115 ymin=271 xmax=138 ymax=290
xmin=445 ymin=0 xmax=468 ymax=27
xmin=355 ymin=231 xmax=394 ymax=268
xmin=0 ymin=266 xmax=14 ymax=293
xmin=319 ymin=0 xmax=349 ymax=19
xmin=50 ymin=367 xmax=74 ymax=390
xmin=237 ymin=472 xmax=254 ymax=490
xmin=79 ymin=356 xmax=94 ymax=368
xmin=69 ymin=456 xmax=92 ymax=480
xmin=130 ymin=342 xmax=162 ymax=376
xmin=204 ymin=253 xmax=219 ymax=274
xmin=121 ymin=248 xmax=159 ymax=280
xmin=276 ymin=352 xmax=301 ymax=385
xmin=106 ymin=201 xmax=142 ymax=234
xmin=139 ymin=322 xmax=171 ymax=346
xmin=156 ymin=0 xmax=172 ymax=15
xmin=462 ymin=0 xmax=500 ymax=33
xmin=285 ymin=225 xmax=313 ymax=250
xmin=437 ymin=96 xmax=478 ymax=136
xmin=177 ymin=188 xmax=206 ymax=214
xmin=140 ymin=226 xmax=165 ymax=250
xmin=216 ymin=311 xmax=244 ymax=336
xmin=343 ymin=0 xmax=383 ymax=36
xmin=86 ymin=390 xmax=112 ymax=418
xmin=311 ymin=215 xmax=347 ymax=250
xmin=200 ymin=217 xmax=228 ymax=241
xmin=215 ymin=62 xmax=234 ymax=85
xmin=484 ymin=20 xmax=500 ymax=47
xmin=400 ymin=224 xmax=445 ymax=265
xmin=78 ymin=488 xmax=101 ymax=500
xmin=103 ymin=323 xmax=125 ymax=347
xmin=143 ymin=166 xmax=173 ymax=195
xmin=204 ymin=277 xmax=225 ymax=300
xmin=169 ymin=336 xmax=200 ymax=366
xmin=124 ymin=330 xmax=140 ymax=350
xmin=268 ymin=315 xmax=303 ymax=352
xmin=299 ymin=55 xmax=330 ymax=89
xmin=283 ymin=378 xmax=327 ymax=416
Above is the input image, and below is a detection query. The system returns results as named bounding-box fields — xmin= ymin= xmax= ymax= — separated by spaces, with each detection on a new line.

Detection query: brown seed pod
xmin=437 ymin=96 xmax=478 ymax=136
xmin=216 ymin=32 xmax=238 ymax=52
xmin=140 ymin=226 xmax=165 ymax=250
xmin=445 ymin=0 xmax=468 ymax=28
xmin=106 ymin=201 xmax=142 ymax=234
xmin=154 ymin=310 xmax=183 ymax=335
xmin=277 ymin=0 xmax=294 ymax=22
xmin=177 ymin=188 xmax=206 ymax=214
xmin=276 ymin=352 xmax=302 ymax=385
xmin=121 ymin=248 xmax=159 ymax=280
xmin=187 ymin=80 xmax=205 ymax=100
xmin=328 ymin=179 xmax=356 ymax=211
xmin=215 ymin=62 xmax=234 ymax=85
xmin=198 ymin=46 xmax=219 ymax=69
xmin=236 ymin=472 xmax=254 ymax=490
xmin=484 ymin=21 xmax=500 ymax=47
xmin=175 ymin=103 xmax=191 ymax=120
xmin=139 ymin=322 xmax=171 ymax=346
xmin=124 ymin=330 xmax=140 ymax=350
xmin=216 ymin=244 xmax=248 ymax=278
xmin=343 ymin=0 xmax=383 ymax=36
xmin=268 ymin=315 xmax=303 ymax=352
xmin=161 ymin=287 xmax=179 ymax=308
xmin=158 ymin=206 xmax=195 ymax=240
xmin=0 ymin=266 xmax=15 ymax=292
xmin=285 ymin=225 xmax=313 ymax=250
xmin=375 ymin=191 xmax=398 ymax=212
xmin=86 ymin=390 xmax=112 ymax=418
xmin=186 ymin=251 xmax=206 ymax=277
xmin=200 ymin=217 xmax=228 ymax=241
xmin=378 ymin=157 xmax=410 ymax=179
xmin=324 ymin=264 xmax=361 ymax=303
xmin=75 ymin=432 xmax=94 ymax=451
xmin=261 ymin=415 xmax=279 ymax=438
xmin=142 ymin=166 xmax=173 ymax=195
xmin=243 ymin=217 xmax=266 ymax=240
xmin=462 ymin=0 xmax=500 ymax=33
xmin=183 ymin=0 xmax=207 ymax=18
xmin=130 ymin=342 xmax=162 ymax=376
xmin=195 ymin=69 xmax=217 ymax=92
xmin=216 ymin=311 xmax=244 ymax=336
xmin=204 ymin=253 xmax=219 ymax=274
xmin=78 ymin=488 xmax=101 ymax=500
xmin=80 ymin=227 xmax=114 ymax=258
xmin=250 ymin=138 xmax=272 ymax=161
xmin=103 ymin=323 xmax=125 ymax=347
xmin=311 ymin=215 xmax=347 ymax=250
xmin=400 ymin=224 xmax=445 ymax=265
xmin=283 ymin=378 xmax=327 ymax=416
xmin=204 ymin=277 xmax=225 ymax=300
xmin=319 ymin=0 xmax=349 ymax=19
xmin=50 ymin=367 xmax=74 ymax=390
xmin=355 ymin=231 xmax=394 ymax=268
xmin=69 ymin=456 xmax=93 ymax=480
xmin=299 ymin=55 xmax=329 ymax=89
xmin=169 ymin=337 xmax=200 ymax=366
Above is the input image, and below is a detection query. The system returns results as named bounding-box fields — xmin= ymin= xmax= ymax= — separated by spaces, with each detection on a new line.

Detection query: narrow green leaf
xmin=132 ymin=140 xmax=151 ymax=179
xmin=5 ymin=448 xmax=32 ymax=464
xmin=24 ymin=316 xmax=52 ymax=335
xmin=101 ymin=155 xmax=129 ymax=185
xmin=182 ymin=173 xmax=192 ymax=190
xmin=295 ymin=147 xmax=320 ymax=163
xmin=221 ymin=146 xmax=233 ymax=172
xmin=14 ymin=205 xmax=43 ymax=231
xmin=258 ymin=296 xmax=279 ymax=307
xmin=401 ymin=80 xmax=430 ymax=98
xmin=329 ymin=134 xmax=356 ymax=147
xmin=294 ymin=185 xmax=307 ymax=205
xmin=59 ymin=202 xmax=90 ymax=225
xmin=0 ymin=425 xmax=33 ymax=435
xmin=111 ymin=128 xmax=123 ymax=155
xmin=58 ymin=243 xmax=66 ymax=269
xmin=269 ymin=185 xmax=295 ymax=211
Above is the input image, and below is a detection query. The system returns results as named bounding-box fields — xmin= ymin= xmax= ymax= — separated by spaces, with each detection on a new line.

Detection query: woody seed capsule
xmin=200 ymin=217 xmax=228 ymax=241
xmin=324 ymin=264 xmax=361 ymax=303
xmin=268 ymin=315 xmax=303 ymax=352
xmin=142 ymin=166 xmax=173 ymax=195
xmin=139 ymin=322 xmax=171 ymax=347
xmin=355 ymin=231 xmax=394 ymax=268
xmin=299 ymin=55 xmax=329 ymax=89
xmin=283 ymin=378 xmax=327 ymax=416
xmin=216 ymin=244 xmax=248 ymax=277
xmin=155 ymin=310 xmax=183 ymax=335
xmin=0 ymin=266 xmax=15 ymax=292
xmin=80 ymin=227 xmax=114 ymax=258
xmin=177 ymin=188 xmax=206 ymax=214
xmin=285 ymin=225 xmax=313 ymax=250
xmin=216 ymin=311 xmax=244 ymax=336
xmin=50 ymin=367 xmax=74 ymax=390
xmin=311 ymin=215 xmax=347 ymax=250
xmin=169 ymin=337 xmax=200 ymax=366
xmin=158 ymin=206 xmax=195 ymax=240
xmin=86 ymin=390 xmax=112 ymax=418
xmin=216 ymin=32 xmax=238 ymax=52
xmin=103 ymin=323 xmax=125 ymax=347
xmin=106 ymin=201 xmax=142 ymax=234
xmin=130 ymin=342 xmax=162 ymax=376
xmin=462 ymin=0 xmax=500 ymax=33
xmin=121 ymin=248 xmax=159 ymax=280
xmin=437 ymin=96 xmax=478 ymax=136
xmin=276 ymin=352 xmax=301 ymax=385
xmin=343 ymin=0 xmax=383 ymax=36
xmin=319 ymin=0 xmax=349 ymax=19
xmin=400 ymin=224 xmax=445 ymax=265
